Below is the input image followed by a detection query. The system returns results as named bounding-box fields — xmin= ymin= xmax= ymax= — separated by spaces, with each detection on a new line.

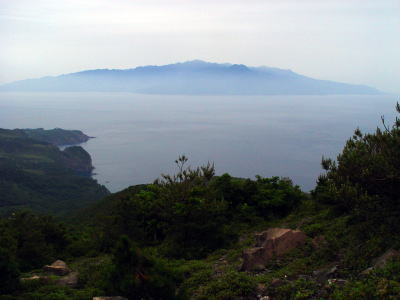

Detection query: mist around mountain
xmin=0 ymin=60 xmax=381 ymax=95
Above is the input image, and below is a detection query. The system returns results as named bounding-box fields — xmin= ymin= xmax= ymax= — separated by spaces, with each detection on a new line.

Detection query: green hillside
xmin=23 ymin=128 xmax=91 ymax=146
xmin=0 ymin=128 xmax=109 ymax=216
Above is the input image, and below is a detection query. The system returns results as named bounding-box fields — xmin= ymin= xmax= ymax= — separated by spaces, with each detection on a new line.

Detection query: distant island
xmin=23 ymin=128 xmax=92 ymax=146
xmin=0 ymin=60 xmax=381 ymax=95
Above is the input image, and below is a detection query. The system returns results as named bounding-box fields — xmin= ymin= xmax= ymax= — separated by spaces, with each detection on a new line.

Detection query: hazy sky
xmin=0 ymin=0 xmax=399 ymax=93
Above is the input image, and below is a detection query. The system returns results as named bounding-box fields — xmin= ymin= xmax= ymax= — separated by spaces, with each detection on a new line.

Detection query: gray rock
xmin=360 ymin=249 xmax=400 ymax=275
xmin=57 ymin=271 xmax=79 ymax=288
xmin=313 ymin=265 xmax=338 ymax=283
xmin=20 ymin=275 xmax=49 ymax=283
xmin=373 ymin=249 xmax=400 ymax=269
xmin=43 ymin=260 xmax=71 ymax=276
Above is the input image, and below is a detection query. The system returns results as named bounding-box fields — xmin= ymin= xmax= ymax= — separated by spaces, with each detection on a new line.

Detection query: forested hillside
xmin=0 ymin=129 xmax=108 ymax=216
xmin=22 ymin=128 xmax=91 ymax=146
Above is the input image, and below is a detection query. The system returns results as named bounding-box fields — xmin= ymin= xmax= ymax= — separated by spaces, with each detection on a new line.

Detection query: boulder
xmin=373 ymin=249 xmax=400 ymax=269
xmin=313 ymin=264 xmax=338 ymax=283
xmin=20 ymin=275 xmax=49 ymax=283
xmin=57 ymin=271 xmax=79 ymax=288
xmin=43 ymin=260 xmax=71 ymax=276
xmin=361 ymin=249 xmax=400 ymax=275
xmin=270 ymin=278 xmax=286 ymax=288
xmin=241 ymin=228 xmax=307 ymax=271
xmin=21 ymin=275 xmax=41 ymax=281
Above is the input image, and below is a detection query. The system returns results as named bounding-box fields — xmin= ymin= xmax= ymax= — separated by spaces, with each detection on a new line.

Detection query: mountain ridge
xmin=0 ymin=60 xmax=382 ymax=95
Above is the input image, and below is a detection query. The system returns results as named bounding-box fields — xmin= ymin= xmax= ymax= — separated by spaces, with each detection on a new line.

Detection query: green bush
xmin=314 ymin=103 xmax=400 ymax=234
xmin=0 ymin=211 xmax=69 ymax=271
xmin=330 ymin=260 xmax=400 ymax=299
xmin=99 ymin=156 xmax=305 ymax=259
xmin=106 ymin=236 xmax=182 ymax=300
xmin=0 ymin=247 xmax=20 ymax=294
xmin=195 ymin=271 xmax=255 ymax=300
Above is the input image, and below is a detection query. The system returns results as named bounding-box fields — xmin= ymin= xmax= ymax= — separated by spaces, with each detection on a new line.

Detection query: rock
xmin=57 ymin=271 xmax=79 ymax=288
xmin=20 ymin=275 xmax=49 ymax=282
xmin=313 ymin=264 xmax=338 ymax=283
xmin=361 ymin=248 xmax=400 ymax=275
xmin=256 ymin=283 xmax=267 ymax=294
xmin=360 ymin=267 xmax=374 ymax=276
xmin=43 ymin=260 xmax=71 ymax=276
xmin=270 ymin=278 xmax=285 ymax=288
xmin=21 ymin=275 xmax=41 ymax=281
xmin=241 ymin=228 xmax=307 ymax=271
xmin=93 ymin=297 xmax=128 ymax=300
xmin=373 ymin=249 xmax=400 ymax=269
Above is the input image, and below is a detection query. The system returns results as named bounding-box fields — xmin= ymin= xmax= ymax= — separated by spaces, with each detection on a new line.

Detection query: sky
xmin=0 ymin=0 xmax=399 ymax=93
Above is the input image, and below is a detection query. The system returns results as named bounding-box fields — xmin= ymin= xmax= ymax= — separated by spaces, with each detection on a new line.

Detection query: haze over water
xmin=0 ymin=92 xmax=396 ymax=192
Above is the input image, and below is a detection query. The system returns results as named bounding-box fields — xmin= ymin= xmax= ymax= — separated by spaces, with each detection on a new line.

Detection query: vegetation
xmin=23 ymin=128 xmax=91 ymax=146
xmin=94 ymin=155 xmax=304 ymax=259
xmin=0 ymin=128 xmax=108 ymax=216
xmin=1 ymin=104 xmax=400 ymax=299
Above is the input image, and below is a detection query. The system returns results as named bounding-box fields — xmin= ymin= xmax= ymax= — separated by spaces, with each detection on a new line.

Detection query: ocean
xmin=0 ymin=92 xmax=396 ymax=192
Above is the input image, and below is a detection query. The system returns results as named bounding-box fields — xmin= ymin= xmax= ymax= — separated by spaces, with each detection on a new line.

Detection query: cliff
xmin=23 ymin=128 xmax=92 ymax=146
xmin=62 ymin=146 xmax=94 ymax=175
xmin=0 ymin=128 xmax=108 ymax=215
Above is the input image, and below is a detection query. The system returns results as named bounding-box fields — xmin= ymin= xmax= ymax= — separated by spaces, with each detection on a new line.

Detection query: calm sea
xmin=0 ymin=92 xmax=396 ymax=192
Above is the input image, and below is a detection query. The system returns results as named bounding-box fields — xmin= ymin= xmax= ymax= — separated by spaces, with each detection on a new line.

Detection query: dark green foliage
xmin=314 ymin=104 xmax=400 ymax=227
xmin=195 ymin=271 xmax=256 ymax=300
xmin=23 ymin=128 xmax=90 ymax=146
xmin=97 ymin=156 xmax=304 ymax=258
xmin=0 ymin=248 xmax=20 ymax=294
xmin=14 ymin=283 xmax=103 ymax=300
xmin=273 ymin=278 xmax=320 ymax=300
xmin=312 ymin=103 xmax=400 ymax=272
xmin=215 ymin=173 xmax=305 ymax=219
xmin=0 ymin=211 xmax=69 ymax=271
xmin=107 ymin=236 xmax=181 ymax=300
xmin=0 ymin=128 xmax=109 ymax=216
xmin=330 ymin=260 xmax=400 ymax=299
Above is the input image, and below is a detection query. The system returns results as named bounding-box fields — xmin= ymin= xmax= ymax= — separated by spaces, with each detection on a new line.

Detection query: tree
xmin=107 ymin=236 xmax=179 ymax=300
xmin=314 ymin=103 xmax=400 ymax=232
xmin=0 ymin=242 xmax=20 ymax=294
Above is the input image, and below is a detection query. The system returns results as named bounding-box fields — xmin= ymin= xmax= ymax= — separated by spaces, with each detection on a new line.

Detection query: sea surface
xmin=0 ymin=92 xmax=396 ymax=192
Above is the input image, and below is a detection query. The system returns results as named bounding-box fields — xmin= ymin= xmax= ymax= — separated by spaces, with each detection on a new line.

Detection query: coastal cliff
xmin=62 ymin=145 xmax=94 ymax=176
xmin=0 ymin=128 xmax=108 ymax=215
xmin=23 ymin=128 xmax=92 ymax=146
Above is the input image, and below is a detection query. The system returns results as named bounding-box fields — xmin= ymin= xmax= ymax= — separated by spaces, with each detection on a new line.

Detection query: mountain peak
xmin=0 ymin=60 xmax=381 ymax=95
xmin=181 ymin=59 xmax=210 ymax=65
